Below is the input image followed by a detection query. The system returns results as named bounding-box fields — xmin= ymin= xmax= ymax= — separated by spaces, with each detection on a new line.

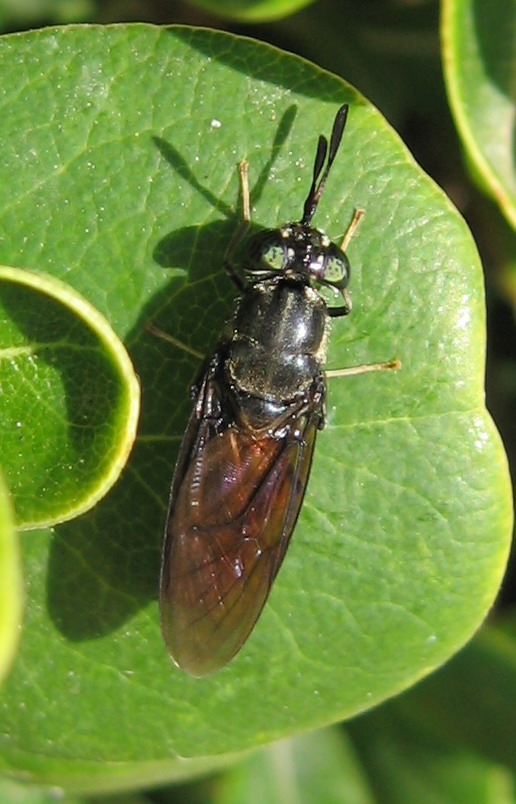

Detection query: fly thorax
xmin=227 ymin=281 xmax=329 ymax=399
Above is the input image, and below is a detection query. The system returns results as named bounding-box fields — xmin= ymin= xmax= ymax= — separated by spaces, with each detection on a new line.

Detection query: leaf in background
xmin=0 ymin=470 xmax=22 ymax=686
xmin=0 ymin=775 xmax=82 ymax=803
xmin=0 ymin=0 xmax=94 ymax=28
xmin=0 ymin=23 xmax=511 ymax=793
xmin=442 ymin=0 xmax=516 ymax=228
xmin=348 ymin=620 xmax=516 ymax=800
xmin=214 ymin=728 xmax=374 ymax=804
xmin=0 ymin=266 xmax=140 ymax=528
xmin=186 ymin=0 xmax=315 ymax=22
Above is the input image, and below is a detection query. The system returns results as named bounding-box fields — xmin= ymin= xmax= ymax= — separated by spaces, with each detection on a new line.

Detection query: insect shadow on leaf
xmin=155 ymin=104 xmax=400 ymax=677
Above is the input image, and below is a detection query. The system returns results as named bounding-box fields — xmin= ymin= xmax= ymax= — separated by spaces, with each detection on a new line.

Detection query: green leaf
xmin=0 ymin=266 xmax=140 ymax=528
xmin=389 ymin=620 xmax=516 ymax=775
xmin=0 ymin=23 xmax=511 ymax=793
xmin=0 ymin=471 xmax=22 ymax=686
xmin=186 ymin=0 xmax=315 ymax=22
xmin=215 ymin=728 xmax=374 ymax=804
xmin=0 ymin=776 xmax=82 ymax=804
xmin=348 ymin=621 xmax=516 ymax=801
xmin=442 ymin=0 xmax=516 ymax=227
xmin=0 ymin=0 xmax=94 ymax=28
xmin=349 ymin=701 xmax=515 ymax=804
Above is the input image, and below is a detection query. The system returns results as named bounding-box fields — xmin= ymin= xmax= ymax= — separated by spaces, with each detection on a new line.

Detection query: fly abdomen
xmin=228 ymin=338 xmax=321 ymax=397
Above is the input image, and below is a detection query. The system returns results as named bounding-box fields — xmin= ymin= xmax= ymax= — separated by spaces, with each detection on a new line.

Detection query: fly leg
xmin=148 ymin=160 xmax=251 ymax=349
xmin=326 ymin=358 xmax=401 ymax=379
xmin=328 ymin=207 xmax=365 ymax=318
xmin=327 ymin=207 xmax=401 ymax=375
xmin=340 ymin=207 xmax=365 ymax=251
xmin=223 ymin=160 xmax=251 ymax=292
xmin=145 ymin=322 xmax=204 ymax=361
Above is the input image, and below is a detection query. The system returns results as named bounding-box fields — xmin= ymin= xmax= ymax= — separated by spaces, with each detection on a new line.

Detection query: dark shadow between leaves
xmin=46 ymin=109 xmax=298 ymax=641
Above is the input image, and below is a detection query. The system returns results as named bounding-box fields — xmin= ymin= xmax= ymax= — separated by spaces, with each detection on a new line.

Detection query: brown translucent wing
xmin=160 ymin=373 xmax=320 ymax=677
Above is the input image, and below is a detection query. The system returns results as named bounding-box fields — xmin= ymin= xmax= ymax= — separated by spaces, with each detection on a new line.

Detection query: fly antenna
xmin=301 ymin=104 xmax=349 ymax=225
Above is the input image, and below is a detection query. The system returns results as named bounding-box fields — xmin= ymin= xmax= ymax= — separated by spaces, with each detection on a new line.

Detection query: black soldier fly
xmin=158 ymin=104 xmax=400 ymax=677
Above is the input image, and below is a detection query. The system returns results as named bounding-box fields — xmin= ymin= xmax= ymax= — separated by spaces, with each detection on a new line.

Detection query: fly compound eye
xmin=261 ymin=242 xmax=285 ymax=271
xmin=251 ymin=231 xmax=286 ymax=272
xmin=323 ymin=243 xmax=350 ymax=286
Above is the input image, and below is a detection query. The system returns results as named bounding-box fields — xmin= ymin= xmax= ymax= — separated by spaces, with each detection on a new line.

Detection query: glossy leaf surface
xmin=0 ymin=24 xmax=511 ymax=793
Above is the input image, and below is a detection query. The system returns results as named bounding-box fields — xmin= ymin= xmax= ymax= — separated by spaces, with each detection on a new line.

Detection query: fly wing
xmin=160 ymin=368 xmax=320 ymax=677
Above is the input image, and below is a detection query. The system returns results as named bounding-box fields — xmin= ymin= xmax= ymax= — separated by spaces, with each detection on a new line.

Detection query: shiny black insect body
xmin=159 ymin=105 xmax=398 ymax=677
